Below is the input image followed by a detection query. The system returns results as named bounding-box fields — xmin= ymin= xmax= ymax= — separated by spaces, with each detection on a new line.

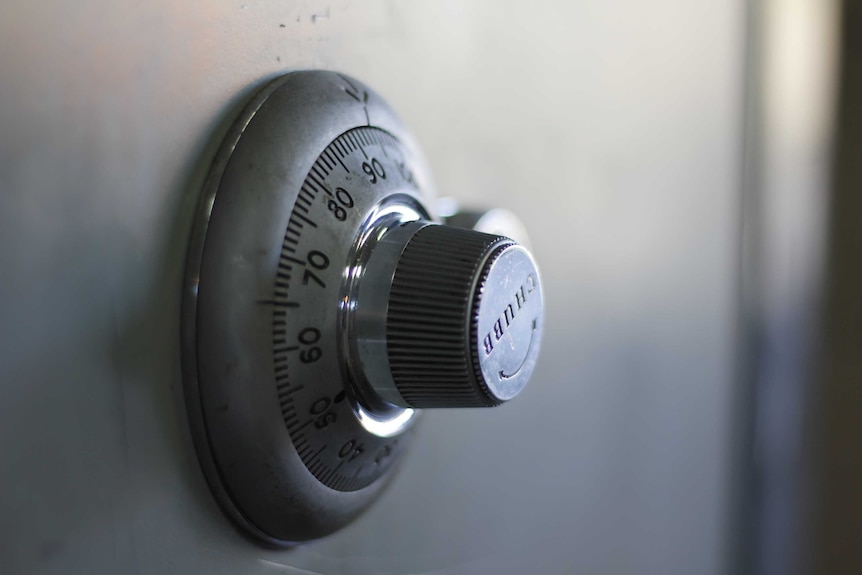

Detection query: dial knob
xmin=182 ymin=70 xmax=545 ymax=545
xmin=352 ymin=223 xmax=543 ymax=408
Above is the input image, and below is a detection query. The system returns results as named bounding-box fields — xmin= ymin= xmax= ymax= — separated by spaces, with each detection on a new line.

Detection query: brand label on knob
xmin=475 ymin=245 xmax=543 ymax=402
xmin=482 ymin=272 xmax=538 ymax=357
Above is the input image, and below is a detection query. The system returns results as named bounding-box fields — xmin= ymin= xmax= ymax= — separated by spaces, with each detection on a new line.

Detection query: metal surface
xmin=349 ymin=210 xmax=426 ymax=418
xmin=1 ymin=1 xmax=744 ymax=573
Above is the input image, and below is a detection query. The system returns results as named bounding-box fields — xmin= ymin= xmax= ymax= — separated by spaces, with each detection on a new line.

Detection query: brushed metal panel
xmin=0 ymin=1 xmax=742 ymax=573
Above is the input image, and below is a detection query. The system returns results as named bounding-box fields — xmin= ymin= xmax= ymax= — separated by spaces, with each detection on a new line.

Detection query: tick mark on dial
xmin=257 ymin=299 xmax=299 ymax=308
xmin=336 ymin=73 xmax=370 ymax=125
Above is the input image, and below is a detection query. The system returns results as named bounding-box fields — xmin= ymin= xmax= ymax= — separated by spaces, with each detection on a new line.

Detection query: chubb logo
xmin=482 ymin=273 xmax=537 ymax=357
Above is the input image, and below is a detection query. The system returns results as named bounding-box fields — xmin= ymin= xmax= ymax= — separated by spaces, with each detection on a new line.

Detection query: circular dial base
xmin=182 ymin=71 xmax=436 ymax=544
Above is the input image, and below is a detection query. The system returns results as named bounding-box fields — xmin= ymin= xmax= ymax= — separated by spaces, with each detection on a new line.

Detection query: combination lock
xmin=182 ymin=71 xmax=544 ymax=545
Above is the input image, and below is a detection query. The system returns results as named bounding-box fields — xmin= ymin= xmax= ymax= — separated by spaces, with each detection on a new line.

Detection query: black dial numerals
xmin=273 ymin=127 xmax=415 ymax=491
xmin=326 ymin=188 xmax=353 ymax=222
xmin=361 ymin=158 xmax=386 ymax=183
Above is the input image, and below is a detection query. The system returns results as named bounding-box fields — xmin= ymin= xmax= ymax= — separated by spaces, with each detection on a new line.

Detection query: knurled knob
xmin=385 ymin=225 xmax=543 ymax=408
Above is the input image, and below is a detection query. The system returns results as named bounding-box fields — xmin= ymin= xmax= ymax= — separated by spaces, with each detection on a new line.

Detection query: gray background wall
xmin=1 ymin=2 xmax=743 ymax=573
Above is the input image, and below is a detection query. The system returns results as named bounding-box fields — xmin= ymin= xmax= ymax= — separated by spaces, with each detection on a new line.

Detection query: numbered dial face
xmin=275 ymin=126 xmax=422 ymax=491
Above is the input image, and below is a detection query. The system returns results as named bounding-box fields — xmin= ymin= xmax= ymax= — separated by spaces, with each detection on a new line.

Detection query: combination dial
xmin=182 ymin=71 xmax=544 ymax=545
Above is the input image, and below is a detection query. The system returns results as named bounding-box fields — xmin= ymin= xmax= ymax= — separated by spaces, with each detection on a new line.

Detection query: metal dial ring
xmin=182 ymin=71 xmax=436 ymax=544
